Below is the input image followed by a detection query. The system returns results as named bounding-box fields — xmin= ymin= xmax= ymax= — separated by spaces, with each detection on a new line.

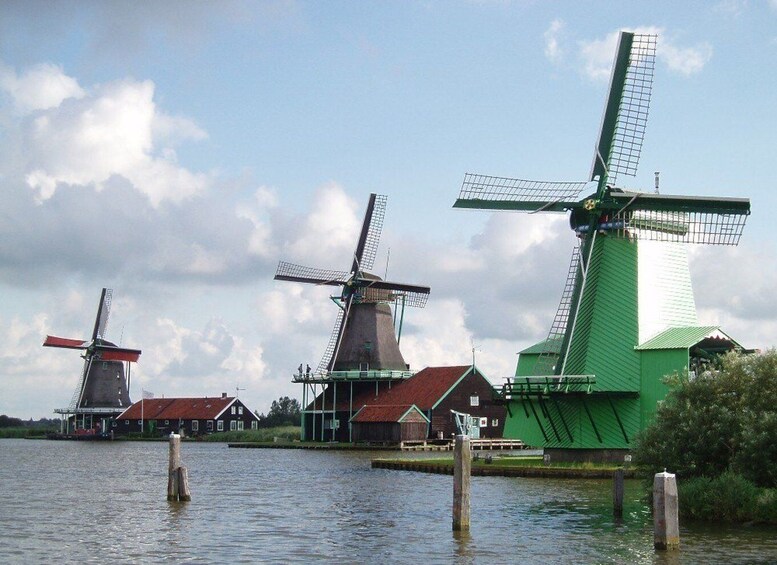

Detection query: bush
xmin=680 ymin=472 xmax=758 ymax=522
xmin=632 ymin=350 xmax=777 ymax=489
xmin=199 ymin=426 xmax=300 ymax=443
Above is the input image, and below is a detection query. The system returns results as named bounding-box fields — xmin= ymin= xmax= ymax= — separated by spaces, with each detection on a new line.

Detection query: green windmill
xmin=453 ymin=32 xmax=750 ymax=460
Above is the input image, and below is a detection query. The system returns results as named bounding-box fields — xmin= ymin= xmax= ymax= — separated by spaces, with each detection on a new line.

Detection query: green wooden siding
xmin=639 ymin=348 xmax=688 ymax=428
xmin=564 ymin=237 xmax=640 ymax=392
xmin=503 ymin=396 xmax=639 ymax=449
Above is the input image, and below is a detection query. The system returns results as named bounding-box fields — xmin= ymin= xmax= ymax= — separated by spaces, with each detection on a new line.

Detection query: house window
xmin=491 ymin=418 xmax=499 ymax=427
xmin=470 ymin=395 xmax=479 ymax=407
xmin=138 ymin=420 xmax=142 ymax=425
xmin=192 ymin=420 xmax=199 ymax=432
xmin=238 ymin=406 xmax=243 ymax=415
xmin=217 ymin=420 xmax=224 ymax=431
xmin=230 ymin=420 xmax=237 ymax=431
xmin=165 ymin=420 xmax=169 ymax=425
xmin=207 ymin=420 xmax=213 ymax=431
xmin=251 ymin=421 xmax=257 ymax=430
xmin=479 ymin=417 xmax=488 ymax=428
xmin=237 ymin=421 xmax=244 ymax=431
xmin=231 ymin=406 xmax=236 ymax=415
xmin=125 ymin=420 xmax=129 ymax=424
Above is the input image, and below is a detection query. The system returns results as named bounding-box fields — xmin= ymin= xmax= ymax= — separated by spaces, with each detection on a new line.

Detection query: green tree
xmin=257 ymin=396 xmax=301 ymax=428
xmin=632 ymin=350 xmax=777 ymax=488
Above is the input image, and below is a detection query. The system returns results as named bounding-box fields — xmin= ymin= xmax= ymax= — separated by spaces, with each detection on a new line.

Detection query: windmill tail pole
xmin=167 ymin=433 xmax=191 ymax=502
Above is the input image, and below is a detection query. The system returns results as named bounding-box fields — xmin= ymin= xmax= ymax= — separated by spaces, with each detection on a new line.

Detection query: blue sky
xmin=1 ymin=1 xmax=775 ymax=419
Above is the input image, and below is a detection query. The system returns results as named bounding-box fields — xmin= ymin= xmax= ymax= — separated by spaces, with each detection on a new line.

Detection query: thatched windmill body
xmin=275 ymin=193 xmax=430 ymax=441
xmin=45 ymin=288 xmax=141 ymax=436
xmin=454 ymin=32 xmax=750 ymax=457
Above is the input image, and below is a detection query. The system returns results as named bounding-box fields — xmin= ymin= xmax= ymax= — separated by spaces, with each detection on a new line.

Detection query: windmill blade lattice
xmin=352 ymin=193 xmax=387 ymax=273
xmin=456 ymin=174 xmax=588 ymax=212
xmin=274 ymin=261 xmax=351 ymax=286
xmin=92 ymin=288 xmax=112 ymax=341
xmin=606 ymin=192 xmax=751 ymax=245
xmin=591 ymin=33 xmax=657 ymax=188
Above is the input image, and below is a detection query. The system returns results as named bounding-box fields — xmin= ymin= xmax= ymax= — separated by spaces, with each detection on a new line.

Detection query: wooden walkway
xmin=399 ymin=438 xmax=526 ymax=451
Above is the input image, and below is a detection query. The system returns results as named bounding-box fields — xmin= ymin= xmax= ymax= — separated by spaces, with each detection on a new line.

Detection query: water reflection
xmin=0 ymin=439 xmax=775 ymax=564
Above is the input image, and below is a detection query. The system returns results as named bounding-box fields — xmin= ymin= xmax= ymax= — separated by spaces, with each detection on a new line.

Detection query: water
xmin=0 ymin=440 xmax=775 ymax=564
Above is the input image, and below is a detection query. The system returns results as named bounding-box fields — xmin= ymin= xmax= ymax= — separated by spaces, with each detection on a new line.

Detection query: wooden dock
xmin=399 ymin=438 xmax=526 ymax=451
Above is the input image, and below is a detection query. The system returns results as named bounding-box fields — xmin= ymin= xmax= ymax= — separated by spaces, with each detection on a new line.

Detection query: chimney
xmin=221 ymin=392 xmax=227 ymax=398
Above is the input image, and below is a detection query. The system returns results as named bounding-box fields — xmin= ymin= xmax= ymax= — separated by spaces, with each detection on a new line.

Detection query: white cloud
xmin=544 ymin=19 xmax=566 ymax=64
xmin=0 ymin=62 xmax=85 ymax=114
xmin=578 ymin=27 xmax=712 ymax=81
xmin=661 ymin=41 xmax=713 ymax=75
xmin=284 ymin=182 xmax=362 ymax=268
xmin=4 ymin=66 xmax=209 ymax=206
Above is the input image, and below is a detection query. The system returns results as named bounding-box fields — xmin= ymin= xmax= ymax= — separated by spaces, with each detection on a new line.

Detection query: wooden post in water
xmin=653 ymin=470 xmax=679 ymax=550
xmin=452 ymin=434 xmax=471 ymax=531
xmin=613 ymin=468 xmax=624 ymax=518
xmin=167 ymin=433 xmax=191 ymax=502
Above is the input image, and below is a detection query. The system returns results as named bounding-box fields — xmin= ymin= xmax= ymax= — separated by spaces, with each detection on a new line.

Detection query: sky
xmin=1 ymin=1 xmax=776 ymax=419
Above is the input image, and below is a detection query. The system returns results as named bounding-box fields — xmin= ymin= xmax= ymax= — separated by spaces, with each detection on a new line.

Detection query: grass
xmin=198 ymin=426 xmax=300 ymax=443
xmin=0 ymin=426 xmax=56 ymax=439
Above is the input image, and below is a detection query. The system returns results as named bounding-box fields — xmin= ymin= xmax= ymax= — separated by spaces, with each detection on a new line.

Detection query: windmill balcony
xmin=292 ymin=369 xmax=415 ymax=383
xmin=496 ymin=375 xmax=596 ymax=401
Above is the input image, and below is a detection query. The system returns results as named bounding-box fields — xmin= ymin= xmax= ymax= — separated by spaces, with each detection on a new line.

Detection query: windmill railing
xmin=496 ymin=375 xmax=597 ymax=399
xmin=292 ymin=369 xmax=415 ymax=383
xmin=54 ymin=406 xmax=127 ymax=415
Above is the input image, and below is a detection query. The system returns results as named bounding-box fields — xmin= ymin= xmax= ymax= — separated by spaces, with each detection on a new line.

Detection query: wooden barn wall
xmin=431 ymin=372 xmax=506 ymax=439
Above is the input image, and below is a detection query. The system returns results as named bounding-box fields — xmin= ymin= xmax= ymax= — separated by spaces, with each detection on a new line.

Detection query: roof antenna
xmin=654 ymin=171 xmax=660 ymax=194
xmin=235 ymin=384 xmax=245 ymax=398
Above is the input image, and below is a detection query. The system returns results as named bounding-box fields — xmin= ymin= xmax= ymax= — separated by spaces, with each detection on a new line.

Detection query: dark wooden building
xmin=114 ymin=394 xmax=260 ymax=437
xmin=350 ymin=404 xmax=429 ymax=442
xmin=370 ymin=366 xmax=506 ymax=439
xmin=305 ymin=365 xmax=506 ymax=442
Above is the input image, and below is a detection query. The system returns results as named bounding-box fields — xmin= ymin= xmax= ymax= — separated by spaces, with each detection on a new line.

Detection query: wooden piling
xmin=613 ymin=468 xmax=624 ymax=518
xmin=452 ymin=434 xmax=471 ymax=531
xmin=653 ymin=470 xmax=679 ymax=550
xmin=167 ymin=433 xmax=191 ymax=502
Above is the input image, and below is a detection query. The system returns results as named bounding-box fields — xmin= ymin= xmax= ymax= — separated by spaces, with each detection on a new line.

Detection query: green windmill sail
xmin=453 ymin=32 xmax=750 ymax=456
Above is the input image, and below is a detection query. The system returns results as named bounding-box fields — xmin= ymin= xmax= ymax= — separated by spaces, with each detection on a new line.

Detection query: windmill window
xmin=470 ymin=395 xmax=480 ymax=407
xmin=217 ymin=420 xmax=224 ymax=431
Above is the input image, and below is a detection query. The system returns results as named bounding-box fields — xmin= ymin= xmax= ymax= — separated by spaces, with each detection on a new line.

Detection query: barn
xmin=349 ymin=404 xmax=429 ymax=442
xmin=114 ymin=394 xmax=260 ymax=437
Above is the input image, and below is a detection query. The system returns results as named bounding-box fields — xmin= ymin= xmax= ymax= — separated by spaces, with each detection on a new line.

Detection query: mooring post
xmin=167 ymin=433 xmax=191 ymax=502
xmin=653 ymin=469 xmax=679 ymax=550
xmin=452 ymin=434 xmax=471 ymax=531
xmin=613 ymin=468 xmax=624 ymax=518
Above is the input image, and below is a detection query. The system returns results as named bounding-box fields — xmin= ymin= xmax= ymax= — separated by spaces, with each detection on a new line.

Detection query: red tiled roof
xmin=306 ymin=366 xmax=476 ymax=413
xmin=116 ymin=397 xmax=246 ymax=420
xmin=350 ymin=404 xmax=428 ymax=423
xmin=371 ymin=366 xmax=472 ymax=410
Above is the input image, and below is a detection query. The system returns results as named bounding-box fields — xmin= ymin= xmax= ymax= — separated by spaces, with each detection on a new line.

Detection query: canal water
xmin=0 ymin=439 xmax=775 ymax=564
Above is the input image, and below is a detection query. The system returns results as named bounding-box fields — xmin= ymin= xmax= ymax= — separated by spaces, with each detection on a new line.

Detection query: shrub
xmin=632 ymin=350 xmax=777 ymax=489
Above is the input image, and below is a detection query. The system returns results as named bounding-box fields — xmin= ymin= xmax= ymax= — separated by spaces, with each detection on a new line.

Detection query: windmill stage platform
xmin=292 ymin=369 xmax=414 ymax=384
